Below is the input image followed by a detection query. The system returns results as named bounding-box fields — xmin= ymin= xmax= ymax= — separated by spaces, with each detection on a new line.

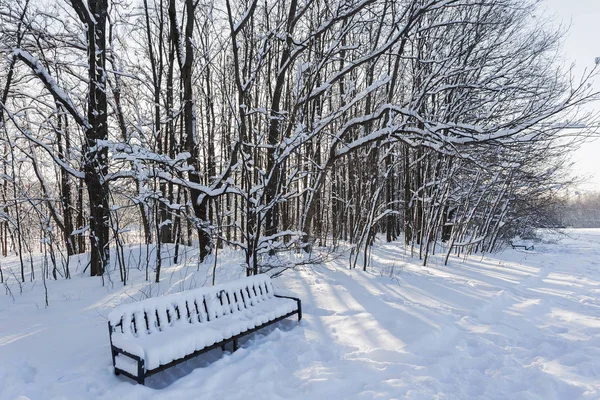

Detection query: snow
xmin=1 ymin=230 xmax=600 ymax=399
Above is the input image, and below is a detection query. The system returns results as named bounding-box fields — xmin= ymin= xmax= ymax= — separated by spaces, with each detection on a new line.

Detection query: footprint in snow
xmin=558 ymin=353 xmax=590 ymax=367
xmin=307 ymin=307 xmax=335 ymax=317
xmin=582 ymin=327 xmax=600 ymax=336
xmin=547 ymin=325 xmax=569 ymax=334
xmin=380 ymin=293 xmax=396 ymax=303
xmin=17 ymin=363 xmax=37 ymax=385
xmin=334 ymin=309 xmax=361 ymax=317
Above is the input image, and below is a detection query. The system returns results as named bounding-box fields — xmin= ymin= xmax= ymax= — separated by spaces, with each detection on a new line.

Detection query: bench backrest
xmin=108 ymin=275 xmax=275 ymax=338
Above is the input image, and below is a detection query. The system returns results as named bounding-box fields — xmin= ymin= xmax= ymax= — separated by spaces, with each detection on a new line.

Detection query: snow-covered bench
xmin=509 ymin=241 xmax=534 ymax=251
xmin=107 ymin=275 xmax=302 ymax=384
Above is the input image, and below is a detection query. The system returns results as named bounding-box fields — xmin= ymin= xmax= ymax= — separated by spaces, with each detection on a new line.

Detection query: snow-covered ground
xmin=1 ymin=230 xmax=600 ymax=399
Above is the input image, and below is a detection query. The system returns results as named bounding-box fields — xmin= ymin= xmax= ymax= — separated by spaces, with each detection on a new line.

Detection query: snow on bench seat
xmin=107 ymin=275 xmax=302 ymax=384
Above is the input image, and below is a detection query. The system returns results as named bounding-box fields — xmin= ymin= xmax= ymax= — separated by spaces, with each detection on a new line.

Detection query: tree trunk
xmin=80 ymin=0 xmax=110 ymax=277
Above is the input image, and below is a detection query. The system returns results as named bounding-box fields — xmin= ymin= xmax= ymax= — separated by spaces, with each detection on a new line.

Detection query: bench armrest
xmin=108 ymin=321 xmax=146 ymax=383
xmin=273 ymin=294 xmax=302 ymax=321
xmin=111 ymin=345 xmax=144 ymax=363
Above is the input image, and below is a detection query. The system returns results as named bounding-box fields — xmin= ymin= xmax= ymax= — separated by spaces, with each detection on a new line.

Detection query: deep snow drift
xmin=1 ymin=230 xmax=599 ymax=399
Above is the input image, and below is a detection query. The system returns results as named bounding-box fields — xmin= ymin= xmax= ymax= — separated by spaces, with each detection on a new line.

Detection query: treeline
xmin=552 ymin=192 xmax=600 ymax=228
xmin=0 ymin=0 xmax=597 ymax=283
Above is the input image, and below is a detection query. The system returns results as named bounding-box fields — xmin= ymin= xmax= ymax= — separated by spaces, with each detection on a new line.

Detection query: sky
xmin=542 ymin=0 xmax=600 ymax=192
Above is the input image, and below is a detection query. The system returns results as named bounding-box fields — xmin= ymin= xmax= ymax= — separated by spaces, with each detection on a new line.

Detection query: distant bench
xmin=509 ymin=241 xmax=534 ymax=251
xmin=107 ymin=275 xmax=302 ymax=384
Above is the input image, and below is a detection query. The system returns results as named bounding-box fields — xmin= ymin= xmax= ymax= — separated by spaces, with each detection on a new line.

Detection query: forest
xmin=553 ymin=191 xmax=600 ymax=228
xmin=0 ymin=0 xmax=598 ymax=285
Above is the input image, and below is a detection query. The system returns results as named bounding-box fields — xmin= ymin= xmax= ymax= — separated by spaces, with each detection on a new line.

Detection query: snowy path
xmin=1 ymin=230 xmax=599 ymax=399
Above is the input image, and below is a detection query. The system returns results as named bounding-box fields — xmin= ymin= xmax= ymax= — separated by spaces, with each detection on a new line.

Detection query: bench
xmin=509 ymin=241 xmax=534 ymax=251
xmin=107 ymin=275 xmax=302 ymax=384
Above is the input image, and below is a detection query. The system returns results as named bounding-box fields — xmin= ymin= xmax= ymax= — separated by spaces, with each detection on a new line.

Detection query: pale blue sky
xmin=542 ymin=0 xmax=600 ymax=192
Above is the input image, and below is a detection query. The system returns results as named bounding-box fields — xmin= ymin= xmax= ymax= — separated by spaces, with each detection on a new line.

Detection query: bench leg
xmin=111 ymin=348 xmax=118 ymax=367
xmin=233 ymin=339 xmax=238 ymax=352
xmin=137 ymin=359 xmax=145 ymax=385
xmin=221 ymin=344 xmax=226 ymax=352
